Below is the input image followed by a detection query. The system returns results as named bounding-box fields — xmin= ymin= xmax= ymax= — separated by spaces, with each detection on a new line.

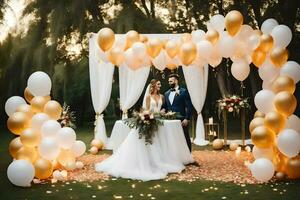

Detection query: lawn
xmin=0 ymin=122 xmax=299 ymax=200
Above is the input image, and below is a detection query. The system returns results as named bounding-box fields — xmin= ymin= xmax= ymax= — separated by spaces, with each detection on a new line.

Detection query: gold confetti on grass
xmin=66 ymin=150 xmax=258 ymax=184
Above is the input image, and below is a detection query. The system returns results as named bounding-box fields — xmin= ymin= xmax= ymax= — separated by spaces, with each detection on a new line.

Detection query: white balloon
xmin=196 ymin=40 xmax=213 ymax=60
xmin=38 ymin=138 xmax=60 ymax=160
xmin=277 ymin=129 xmax=300 ymax=158
xmin=57 ymin=127 xmax=76 ymax=149
xmin=231 ymin=60 xmax=250 ymax=81
xmin=132 ymin=42 xmax=147 ymax=59
xmin=236 ymin=25 xmax=254 ymax=40
xmin=262 ymin=81 xmax=273 ymax=90
xmin=261 ymin=18 xmax=278 ymax=34
xmin=210 ymin=14 xmax=225 ymax=33
xmin=280 ymin=61 xmax=300 ymax=83
xmin=27 ymin=71 xmax=52 ymax=96
xmin=124 ymin=48 xmax=141 ymax=70
xmin=5 ymin=96 xmax=26 ymax=116
xmin=71 ymin=140 xmax=86 ymax=157
xmin=258 ymin=59 xmax=280 ymax=82
xmin=271 ymin=25 xmax=292 ymax=48
xmin=7 ymin=160 xmax=35 ymax=187
xmin=113 ymin=34 xmax=126 ymax=50
xmin=286 ymin=115 xmax=300 ymax=133
xmin=248 ymin=35 xmax=260 ymax=50
xmin=249 ymin=158 xmax=274 ymax=182
xmin=152 ymin=50 xmax=167 ymax=71
xmin=217 ymin=33 xmax=236 ymax=58
xmin=31 ymin=113 xmax=50 ymax=132
xmin=252 ymin=146 xmax=273 ymax=160
xmin=191 ymin=30 xmax=205 ymax=43
xmin=41 ymin=120 xmax=61 ymax=138
xmin=254 ymin=90 xmax=275 ymax=114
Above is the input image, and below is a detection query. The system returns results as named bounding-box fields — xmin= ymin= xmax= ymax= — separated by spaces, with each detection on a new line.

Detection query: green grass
xmin=0 ymin=123 xmax=299 ymax=200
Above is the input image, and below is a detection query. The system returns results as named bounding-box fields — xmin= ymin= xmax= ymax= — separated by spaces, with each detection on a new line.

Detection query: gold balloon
xmin=166 ymin=62 xmax=178 ymax=70
xmin=16 ymin=146 xmax=38 ymax=163
xmin=97 ymin=28 xmax=115 ymax=52
xmin=251 ymin=49 xmax=266 ymax=67
xmin=108 ymin=46 xmax=125 ymax=66
xmin=212 ymin=139 xmax=224 ymax=150
xmin=225 ymin=10 xmax=243 ymax=36
xmin=44 ymin=100 xmax=62 ymax=120
xmin=7 ymin=112 xmax=30 ymax=135
xmin=139 ymin=35 xmax=148 ymax=43
xmin=229 ymin=143 xmax=239 ymax=151
xmin=30 ymin=96 xmax=50 ymax=113
xmin=91 ymin=139 xmax=104 ymax=150
xmin=125 ymin=30 xmax=140 ymax=49
xmin=285 ymin=155 xmax=300 ymax=179
xmin=89 ymin=146 xmax=98 ymax=155
xmin=254 ymin=110 xmax=265 ymax=118
xmin=165 ymin=40 xmax=179 ymax=58
xmin=264 ymin=111 xmax=286 ymax=134
xmin=273 ymin=148 xmax=288 ymax=172
xmin=20 ymin=128 xmax=40 ymax=147
xmin=181 ymin=33 xmax=192 ymax=43
xmin=179 ymin=42 xmax=197 ymax=66
xmin=275 ymin=172 xmax=286 ymax=181
xmin=9 ymin=137 xmax=23 ymax=158
xmin=147 ymin=38 xmax=162 ymax=58
xmin=34 ymin=158 xmax=53 ymax=179
xmin=274 ymin=91 xmax=297 ymax=117
xmin=251 ymin=126 xmax=275 ymax=148
xmin=16 ymin=104 xmax=34 ymax=118
xmin=270 ymin=47 xmax=288 ymax=68
xmin=272 ymin=76 xmax=295 ymax=94
xmin=257 ymin=34 xmax=274 ymax=53
xmin=249 ymin=117 xmax=265 ymax=133
xmin=52 ymin=159 xmax=63 ymax=170
xmin=24 ymin=87 xmax=34 ymax=103
xmin=57 ymin=149 xmax=76 ymax=167
xmin=205 ymin=29 xmax=219 ymax=45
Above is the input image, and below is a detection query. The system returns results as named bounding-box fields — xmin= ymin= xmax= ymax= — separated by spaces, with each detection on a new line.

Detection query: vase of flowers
xmin=216 ymin=95 xmax=250 ymax=118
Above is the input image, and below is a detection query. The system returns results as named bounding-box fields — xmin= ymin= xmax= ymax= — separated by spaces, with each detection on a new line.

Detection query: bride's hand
xmin=160 ymin=109 xmax=166 ymax=114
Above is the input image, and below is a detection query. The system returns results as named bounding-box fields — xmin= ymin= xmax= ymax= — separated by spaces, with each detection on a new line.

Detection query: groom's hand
xmin=182 ymin=119 xmax=189 ymax=127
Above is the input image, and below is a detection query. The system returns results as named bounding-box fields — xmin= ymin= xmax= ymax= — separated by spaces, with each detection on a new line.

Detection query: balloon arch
xmin=92 ymin=10 xmax=300 ymax=182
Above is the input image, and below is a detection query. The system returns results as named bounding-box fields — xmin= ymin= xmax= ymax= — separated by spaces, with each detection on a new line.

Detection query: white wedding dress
xmin=95 ymin=96 xmax=186 ymax=181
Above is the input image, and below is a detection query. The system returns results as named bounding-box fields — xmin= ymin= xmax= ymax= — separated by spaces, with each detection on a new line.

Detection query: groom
xmin=162 ymin=74 xmax=193 ymax=152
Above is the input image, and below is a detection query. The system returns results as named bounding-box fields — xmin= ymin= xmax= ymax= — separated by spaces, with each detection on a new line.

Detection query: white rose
xmin=228 ymin=107 xmax=234 ymax=112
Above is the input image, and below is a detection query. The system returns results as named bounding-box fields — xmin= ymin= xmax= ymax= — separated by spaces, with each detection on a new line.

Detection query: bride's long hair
xmin=149 ymin=79 xmax=159 ymax=95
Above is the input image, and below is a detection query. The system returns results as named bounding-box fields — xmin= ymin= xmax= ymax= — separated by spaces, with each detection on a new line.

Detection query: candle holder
xmin=204 ymin=123 xmax=220 ymax=144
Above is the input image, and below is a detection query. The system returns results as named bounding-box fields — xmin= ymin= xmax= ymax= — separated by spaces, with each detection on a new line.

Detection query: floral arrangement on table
xmin=216 ymin=95 xmax=250 ymax=117
xmin=124 ymin=110 xmax=178 ymax=145
xmin=58 ymin=103 xmax=76 ymax=129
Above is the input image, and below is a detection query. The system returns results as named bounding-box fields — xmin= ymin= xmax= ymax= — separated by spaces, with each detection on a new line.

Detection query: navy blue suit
xmin=162 ymin=87 xmax=193 ymax=151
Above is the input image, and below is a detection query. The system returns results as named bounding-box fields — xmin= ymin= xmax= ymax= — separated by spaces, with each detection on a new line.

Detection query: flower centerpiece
xmin=124 ymin=110 xmax=178 ymax=145
xmin=216 ymin=95 xmax=250 ymax=117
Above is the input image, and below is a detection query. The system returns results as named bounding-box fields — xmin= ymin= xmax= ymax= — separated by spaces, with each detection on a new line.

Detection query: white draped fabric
xmin=119 ymin=64 xmax=150 ymax=119
xmin=182 ymin=64 xmax=209 ymax=146
xmin=89 ymin=35 xmax=115 ymax=145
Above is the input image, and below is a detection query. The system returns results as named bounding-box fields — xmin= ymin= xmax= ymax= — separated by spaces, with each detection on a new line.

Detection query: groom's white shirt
xmin=169 ymin=86 xmax=179 ymax=105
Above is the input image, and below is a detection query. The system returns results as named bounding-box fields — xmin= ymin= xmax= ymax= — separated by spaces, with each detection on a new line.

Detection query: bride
xmin=95 ymin=79 xmax=185 ymax=181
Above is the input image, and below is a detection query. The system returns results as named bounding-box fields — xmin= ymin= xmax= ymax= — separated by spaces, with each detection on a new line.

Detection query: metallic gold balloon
xmin=257 ymin=34 xmax=273 ymax=53
xmin=251 ymin=49 xmax=266 ymax=67
xmin=225 ymin=10 xmax=243 ymax=36
xmin=20 ymin=128 xmax=40 ymax=147
xmin=125 ymin=30 xmax=140 ymax=49
xmin=147 ymin=38 xmax=162 ymax=58
xmin=16 ymin=146 xmax=38 ymax=163
xmin=24 ymin=87 xmax=34 ymax=103
xmin=273 ymin=147 xmax=288 ymax=172
xmin=264 ymin=111 xmax=286 ymax=134
xmin=275 ymin=172 xmax=286 ymax=180
xmin=212 ymin=139 xmax=223 ymax=150
xmin=89 ymin=146 xmax=98 ymax=155
xmin=166 ymin=62 xmax=178 ymax=70
xmin=254 ymin=110 xmax=265 ymax=118
xmin=249 ymin=117 xmax=265 ymax=133
xmin=97 ymin=28 xmax=115 ymax=52
xmin=30 ymin=96 xmax=50 ymax=113
xmin=52 ymin=159 xmax=63 ymax=170
xmin=274 ymin=91 xmax=297 ymax=117
xmin=139 ymin=35 xmax=148 ymax=43
xmin=179 ymin=42 xmax=197 ymax=66
xmin=7 ymin=112 xmax=30 ymax=135
xmin=108 ymin=46 xmax=125 ymax=66
xmin=57 ymin=149 xmax=76 ymax=167
xmin=44 ymin=100 xmax=62 ymax=120
xmin=34 ymin=158 xmax=53 ymax=179
xmin=165 ymin=40 xmax=179 ymax=58
xmin=91 ymin=139 xmax=104 ymax=150
xmin=205 ymin=29 xmax=219 ymax=45
xmin=181 ymin=33 xmax=192 ymax=43
xmin=9 ymin=137 xmax=23 ymax=158
xmin=251 ymin=126 xmax=275 ymax=148
xmin=16 ymin=104 xmax=34 ymax=119
xmin=270 ymin=47 xmax=288 ymax=68
xmin=272 ymin=76 xmax=295 ymax=94
xmin=285 ymin=155 xmax=300 ymax=179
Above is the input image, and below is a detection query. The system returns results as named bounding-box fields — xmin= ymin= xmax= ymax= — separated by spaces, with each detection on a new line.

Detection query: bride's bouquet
xmin=124 ymin=110 xmax=178 ymax=145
